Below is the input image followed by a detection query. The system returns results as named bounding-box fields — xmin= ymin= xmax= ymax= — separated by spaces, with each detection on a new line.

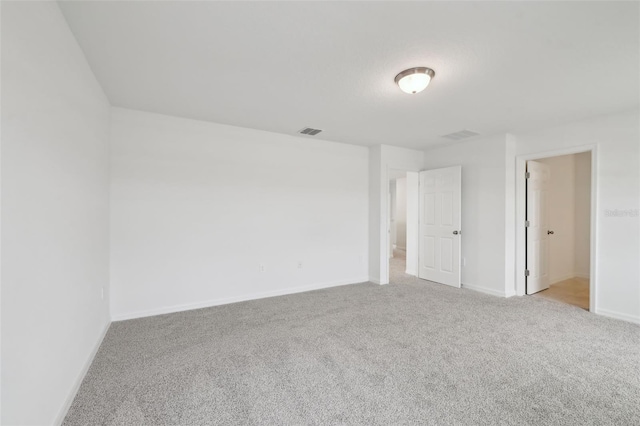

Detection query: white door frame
xmin=515 ymin=145 xmax=597 ymax=312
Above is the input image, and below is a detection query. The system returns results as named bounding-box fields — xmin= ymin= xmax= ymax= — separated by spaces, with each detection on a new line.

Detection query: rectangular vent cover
xmin=441 ymin=130 xmax=480 ymax=140
xmin=299 ymin=127 xmax=322 ymax=136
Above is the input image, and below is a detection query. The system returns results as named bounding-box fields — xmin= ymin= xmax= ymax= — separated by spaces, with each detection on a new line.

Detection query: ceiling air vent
xmin=298 ymin=127 xmax=322 ymax=136
xmin=441 ymin=130 xmax=480 ymax=141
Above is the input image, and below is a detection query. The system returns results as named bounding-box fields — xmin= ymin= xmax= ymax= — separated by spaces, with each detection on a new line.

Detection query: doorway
xmin=389 ymin=171 xmax=408 ymax=280
xmin=387 ymin=169 xmax=420 ymax=283
xmin=386 ymin=166 xmax=462 ymax=288
xmin=525 ymin=152 xmax=592 ymax=310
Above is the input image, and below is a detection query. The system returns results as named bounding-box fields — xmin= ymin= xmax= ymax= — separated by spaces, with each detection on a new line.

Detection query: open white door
xmin=526 ymin=161 xmax=550 ymax=294
xmin=418 ymin=166 xmax=461 ymax=287
xmin=405 ymin=172 xmax=419 ymax=276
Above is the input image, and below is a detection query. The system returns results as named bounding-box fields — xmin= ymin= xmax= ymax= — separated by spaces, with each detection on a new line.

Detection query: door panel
xmin=440 ymin=238 xmax=453 ymax=272
xmin=526 ymin=161 xmax=550 ymax=294
xmin=424 ymin=236 xmax=435 ymax=268
xmin=441 ymin=192 xmax=454 ymax=225
xmin=418 ymin=166 xmax=461 ymax=287
xmin=425 ymin=193 xmax=436 ymax=224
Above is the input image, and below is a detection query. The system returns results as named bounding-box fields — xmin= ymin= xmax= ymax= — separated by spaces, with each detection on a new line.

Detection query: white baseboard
xmin=405 ymin=268 xmax=417 ymax=276
xmin=55 ymin=320 xmax=111 ymax=426
xmin=550 ymin=273 xmax=576 ymax=285
xmin=112 ymin=277 xmax=369 ymax=321
xmin=550 ymin=273 xmax=591 ymax=285
xmin=595 ymin=308 xmax=640 ymax=325
xmin=462 ymin=283 xmax=509 ymax=298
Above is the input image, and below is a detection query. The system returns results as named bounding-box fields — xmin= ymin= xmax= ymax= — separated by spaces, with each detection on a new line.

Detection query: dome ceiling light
xmin=394 ymin=67 xmax=435 ymax=94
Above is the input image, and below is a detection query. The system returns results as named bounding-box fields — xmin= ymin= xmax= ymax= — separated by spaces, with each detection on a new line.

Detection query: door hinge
xmin=525 ymin=269 xmax=530 ymax=277
xmin=525 ymin=172 xmax=531 ymax=179
xmin=525 ymin=220 xmax=530 ymax=227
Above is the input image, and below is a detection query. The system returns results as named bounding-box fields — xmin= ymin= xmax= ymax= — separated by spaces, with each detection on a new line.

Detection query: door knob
xmin=453 ymin=230 xmax=459 ymax=235
xmin=547 ymin=230 xmax=554 ymax=235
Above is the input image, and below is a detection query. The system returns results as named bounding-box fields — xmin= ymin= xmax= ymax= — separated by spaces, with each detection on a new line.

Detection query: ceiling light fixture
xmin=394 ymin=67 xmax=435 ymax=94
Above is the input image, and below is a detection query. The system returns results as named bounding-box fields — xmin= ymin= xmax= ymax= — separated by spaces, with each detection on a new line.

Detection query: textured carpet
xmin=64 ymin=258 xmax=640 ymax=425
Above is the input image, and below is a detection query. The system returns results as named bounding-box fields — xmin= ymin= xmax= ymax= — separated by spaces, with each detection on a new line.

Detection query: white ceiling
xmin=59 ymin=1 xmax=639 ymax=149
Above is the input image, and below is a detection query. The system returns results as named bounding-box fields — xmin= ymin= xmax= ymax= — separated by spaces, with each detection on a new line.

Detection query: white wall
xmin=574 ymin=151 xmax=591 ymax=278
xmin=109 ymin=108 xmax=369 ymax=320
xmin=395 ymin=177 xmax=407 ymax=250
xmin=424 ymin=135 xmax=514 ymax=297
xmin=1 ymin=2 xmax=111 ymax=425
xmin=368 ymin=145 xmax=382 ymax=283
xmin=515 ymin=110 xmax=639 ymax=323
xmin=538 ymin=154 xmax=577 ymax=284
